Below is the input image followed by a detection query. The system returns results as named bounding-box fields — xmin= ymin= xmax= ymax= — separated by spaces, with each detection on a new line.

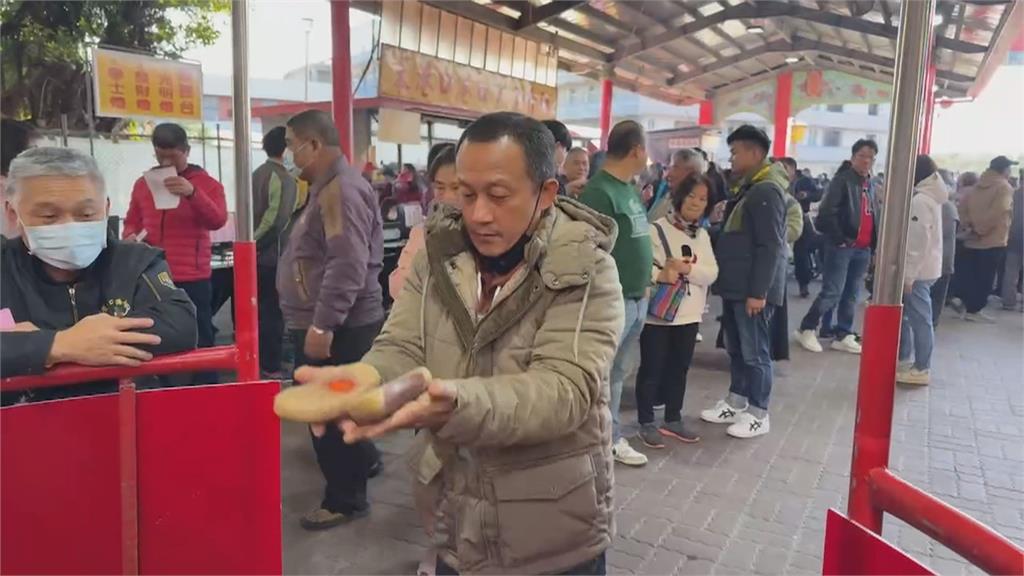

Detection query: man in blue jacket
xmin=700 ymin=125 xmax=787 ymax=439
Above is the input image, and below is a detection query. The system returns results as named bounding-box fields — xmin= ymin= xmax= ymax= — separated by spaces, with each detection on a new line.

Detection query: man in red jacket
xmin=123 ymin=123 xmax=228 ymax=382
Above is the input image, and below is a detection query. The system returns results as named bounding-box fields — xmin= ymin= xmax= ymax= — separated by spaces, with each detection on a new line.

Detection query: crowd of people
xmin=1 ymin=110 xmax=1021 ymax=575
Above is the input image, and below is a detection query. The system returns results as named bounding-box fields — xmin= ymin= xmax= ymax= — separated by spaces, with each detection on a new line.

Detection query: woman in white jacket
xmin=636 ymin=174 xmax=719 ymax=447
xmin=899 ymin=155 xmax=946 ymax=386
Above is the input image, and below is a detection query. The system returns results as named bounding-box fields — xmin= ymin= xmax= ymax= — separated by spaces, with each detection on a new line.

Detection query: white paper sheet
xmin=144 ymin=166 xmax=181 ymax=209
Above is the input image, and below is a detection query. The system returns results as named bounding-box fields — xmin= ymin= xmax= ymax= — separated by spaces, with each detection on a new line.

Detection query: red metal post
xmin=118 ymin=379 xmax=139 ymax=575
xmin=869 ymin=468 xmax=1024 ymax=575
xmin=919 ymin=61 xmax=936 ymax=154
xmin=698 ymin=99 xmax=714 ymax=127
xmin=332 ymin=0 xmax=354 ymax=160
xmin=599 ymin=77 xmax=613 ymax=149
xmin=233 ymin=241 xmax=260 ymax=383
xmin=772 ymin=71 xmax=793 ymax=158
xmin=847 ymin=305 xmax=903 ymax=532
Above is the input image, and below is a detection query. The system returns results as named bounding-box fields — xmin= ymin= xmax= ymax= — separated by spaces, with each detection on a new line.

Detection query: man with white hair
xmin=0 ymin=147 xmax=197 ymax=393
xmin=648 ymin=148 xmax=706 ymax=222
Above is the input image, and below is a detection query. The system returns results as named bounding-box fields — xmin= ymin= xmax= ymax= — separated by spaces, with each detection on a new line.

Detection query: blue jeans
xmin=899 ymin=280 xmax=935 ymax=370
xmin=800 ymin=245 xmax=871 ymax=339
xmin=609 ymin=296 xmax=647 ymax=442
xmin=722 ymin=300 xmax=774 ymax=415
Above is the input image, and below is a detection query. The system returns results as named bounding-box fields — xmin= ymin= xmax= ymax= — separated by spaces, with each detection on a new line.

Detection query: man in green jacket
xmin=251 ymin=126 xmax=298 ymax=377
xmin=295 ymin=112 xmax=624 ymax=575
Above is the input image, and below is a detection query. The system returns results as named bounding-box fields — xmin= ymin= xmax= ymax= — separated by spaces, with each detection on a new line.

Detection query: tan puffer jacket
xmin=362 ymin=197 xmax=625 ymax=574
xmin=960 ymin=170 xmax=1014 ymax=249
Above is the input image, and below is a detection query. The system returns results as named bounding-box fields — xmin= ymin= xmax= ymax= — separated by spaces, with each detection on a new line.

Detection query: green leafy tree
xmin=1 ymin=0 xmax=230 ymax=129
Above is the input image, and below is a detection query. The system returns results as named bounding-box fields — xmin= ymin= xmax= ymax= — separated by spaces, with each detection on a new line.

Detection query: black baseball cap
xmin=989 ymin=155 xmax=1019 ymax=172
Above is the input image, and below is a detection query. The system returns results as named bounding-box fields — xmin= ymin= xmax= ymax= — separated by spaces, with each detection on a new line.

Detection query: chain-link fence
xmin=34 ymin=124 xmax=266 ymax=219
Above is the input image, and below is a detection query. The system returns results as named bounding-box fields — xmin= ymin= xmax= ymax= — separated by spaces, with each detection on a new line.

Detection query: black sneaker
xmin=659 ymin=421 xmax=701 ymax=443
xmin=637 ymin=424 xmax=665 ymax=449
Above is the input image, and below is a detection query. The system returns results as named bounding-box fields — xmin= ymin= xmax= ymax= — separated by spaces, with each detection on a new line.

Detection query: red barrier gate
xmin=0 ymin=377 xmax=282 ymax=575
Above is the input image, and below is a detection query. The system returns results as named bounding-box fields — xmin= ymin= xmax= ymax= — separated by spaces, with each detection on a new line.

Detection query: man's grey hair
xmin=671 ymin=148 xmax=706 ymax=174
xmin=6 ymin=147 xmax=106 ymax=200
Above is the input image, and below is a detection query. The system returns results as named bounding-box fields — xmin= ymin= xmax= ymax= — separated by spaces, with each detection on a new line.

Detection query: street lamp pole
xmin=303 ymin=18 xmax=314 ymax=101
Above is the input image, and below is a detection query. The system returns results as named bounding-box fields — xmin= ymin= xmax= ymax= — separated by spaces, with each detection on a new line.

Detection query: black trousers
xmin=636 ymin=323 xmax=699 ymax=425
xmin=436 ymin=552 xmax=606 ymax=576
xmin=960 ymin=247 xmax=1005 ymax=313
xmin=179 ymin=279 xmax=218 ymax=384
xmin=930 ymin=274 xmax=952 ymax=327
xmin=256 ymin=265 xmax=284 ymax=373
xmin=292 ymin=320 xmax=383 ymax=515
xmin=793 ymin=220 xmax=818 ymax=290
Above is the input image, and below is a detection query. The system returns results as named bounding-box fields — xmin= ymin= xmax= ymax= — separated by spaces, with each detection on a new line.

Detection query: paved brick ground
xmin=280 ymin=288 xmax=1024 ymax=575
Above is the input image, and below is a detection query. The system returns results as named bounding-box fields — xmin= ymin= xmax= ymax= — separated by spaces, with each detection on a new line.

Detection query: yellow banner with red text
xmin=92 ymin=47 xmax=203 ymax=121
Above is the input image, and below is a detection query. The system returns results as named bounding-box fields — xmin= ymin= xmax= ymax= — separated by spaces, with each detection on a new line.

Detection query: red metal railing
xmin=0 ymin=346 xmax=238 ymax=391
xmin=846 ymin=304 xmax=1024 ymax=575
xmin=868 ymin=468 xmax=1024 ymax=575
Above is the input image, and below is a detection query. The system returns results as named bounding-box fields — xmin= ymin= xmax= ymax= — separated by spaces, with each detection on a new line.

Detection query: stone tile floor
xmin=279 ymin=288 xmax=1024 ymax=575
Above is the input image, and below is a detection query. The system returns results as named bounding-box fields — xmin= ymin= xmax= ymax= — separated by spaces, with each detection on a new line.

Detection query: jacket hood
xmin=915 ymin=172 xmax=949 ymax=204
xmin=425 ymin=196 xmax=617 ymax=290
xmin=733 ymin=161 xmax=791 ymax=196
xmin=760 ymin=161 xmax=794 ymax=192
xmin=977 ymin=169 xmax=1010 ymax=191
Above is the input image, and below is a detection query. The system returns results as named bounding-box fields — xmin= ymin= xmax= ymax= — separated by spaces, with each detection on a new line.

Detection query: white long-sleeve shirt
xmin=647 ymin=218 xmax=719 ymax=326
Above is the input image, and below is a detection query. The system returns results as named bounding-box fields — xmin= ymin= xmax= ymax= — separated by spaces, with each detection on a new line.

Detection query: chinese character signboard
xmin=92 ymin=47 xmax=203 ymax=121
xmin=378 ymin=45 xmax=557 ymax=119
xmin=790 ymin=70 xmax=892 ymax=115
xmin=714 ymin=69 xmax=894 ymax=123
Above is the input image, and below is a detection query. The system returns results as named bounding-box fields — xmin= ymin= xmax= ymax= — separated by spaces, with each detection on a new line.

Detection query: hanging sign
xmin=92 ymin=47 xmax=203 ymax=121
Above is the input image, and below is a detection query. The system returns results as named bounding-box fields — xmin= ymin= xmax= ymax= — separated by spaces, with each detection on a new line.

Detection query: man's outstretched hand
xmin=339 ymin=380 xmax=457 ymax=443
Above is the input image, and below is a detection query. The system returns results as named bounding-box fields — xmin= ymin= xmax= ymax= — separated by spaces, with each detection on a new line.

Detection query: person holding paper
xmin=1 ymin=147 xmax=197 ymax=401
xmin=123 ymin=123 xmax=227 ymax=383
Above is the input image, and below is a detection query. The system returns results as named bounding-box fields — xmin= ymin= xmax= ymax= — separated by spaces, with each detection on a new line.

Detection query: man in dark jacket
xmin=278 ymin=109 xmax=384 ymax=530
xmin=1 ymin=148 xmax=197 ymax=400
xmin=780 ymin=157 xmax=823 ymax=297
xmin=700 ymin=125 xmax=787 ymax=439
xmin=796 ymin=140 xmax=878 ymax=354
xmin=251 ymin=126 xmax=298 ymax=377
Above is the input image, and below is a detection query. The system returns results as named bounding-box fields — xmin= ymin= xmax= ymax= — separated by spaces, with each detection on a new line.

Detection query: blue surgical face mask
xmin=21 ymin=219 xmax=108 ymax=270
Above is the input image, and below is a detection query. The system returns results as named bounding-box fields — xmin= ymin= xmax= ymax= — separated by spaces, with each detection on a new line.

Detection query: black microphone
xmin=679 ymin=245 xmax=694 ymax=295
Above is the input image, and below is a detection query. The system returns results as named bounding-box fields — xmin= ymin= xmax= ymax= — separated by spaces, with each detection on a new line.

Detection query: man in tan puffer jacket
xmin=296 ymin=112 xmax=625 ymax=575
xmin=956 ymin=155 xmax=1016 ymax=320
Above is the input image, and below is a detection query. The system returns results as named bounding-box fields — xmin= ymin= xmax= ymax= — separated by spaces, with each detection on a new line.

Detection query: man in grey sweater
xmin=278 ymin=109 xmax=384 ymax=530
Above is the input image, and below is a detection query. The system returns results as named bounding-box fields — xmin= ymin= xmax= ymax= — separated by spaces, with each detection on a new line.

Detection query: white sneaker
xmin=831 ymin=334 xmax=862 ymax=354
xmin=696 ymin=332 xmax=704 ymax=343
xmin=700 ymin=400 xmax=747 ymax=424
xmin=897 ymin=368 xmax=930 ymax=386
xmin=964 ymin=311 xmax=996 ymax=323
xmin=795 ymin=329 xmax=823 ymax=353
xmin=727 ymin=412 xmax=770 ymax=438
xmin=612 ymin=437 xmax=648 ymax=467
xmin=949 ymin=297 xmax=966 ymax=314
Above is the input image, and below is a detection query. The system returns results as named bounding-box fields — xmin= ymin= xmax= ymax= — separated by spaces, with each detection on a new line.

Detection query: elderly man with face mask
xmin=0 ymin=147 xmax=197 ymax=397
xmin=293 ymin=112 xmax=624 ymax=575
